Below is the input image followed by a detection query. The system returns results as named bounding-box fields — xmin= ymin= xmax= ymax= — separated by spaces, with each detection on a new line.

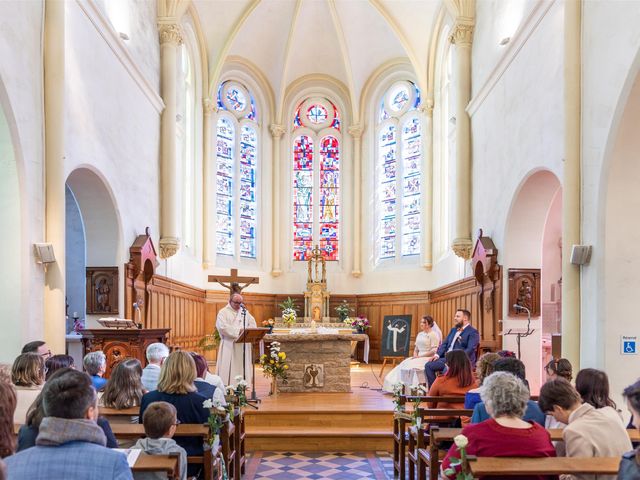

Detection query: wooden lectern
xmin=236 ymin=327 xmax=269 ymax=403
xmin=81 ymin=328 xmax=170 ymax=378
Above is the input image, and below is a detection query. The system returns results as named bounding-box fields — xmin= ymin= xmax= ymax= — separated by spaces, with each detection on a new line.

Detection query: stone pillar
xmin=270 ymin=124 xmax=285 ymax=277
xmin=561 ymin=0 xmax=581 ymax=367
xmin=158 ymin=23 xmax=183 ymax=259
xmin=44 ymin=0 xmax=66 ymax=353
xmin=348 ymin=124 xmax=363 ymax=277
xmin=421 ymin=100 xmax=434 ymax=270
xmin=202 ymin=98 xmax=215 ymax=268
xmin=450 ymin=21 xmax=474 ymax=260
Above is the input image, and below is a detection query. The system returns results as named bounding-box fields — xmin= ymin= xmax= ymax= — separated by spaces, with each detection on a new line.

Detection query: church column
xmin=202 ymin=98 xmax=215 ymax=268
xmin=421 ymin=100 xmax=434 ymax=270
xmin=450 ymin=20 xmax=474 ymax=260
xmin=270 ymin=124 xmax=285 ymax=277
xmin=158 ymin=23 xmax=183 ymax=259
xmin=43 ymin=0 xmax=66 ymax=353
xmin=562 ymin=0 xmax=581 ymax=367
xmin=348 ymin=124 xmax=363 ymax=278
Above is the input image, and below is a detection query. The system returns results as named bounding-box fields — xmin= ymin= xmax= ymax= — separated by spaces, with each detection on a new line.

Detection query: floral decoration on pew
xmin=392 ymin=382 xmax=405 ymax=412
xmin=203 ymin=397 xmax=229 ymax=480
xmin=225 ymin=375 xmax=249 ymax=409
xmin=409 ymin=384 xmax=428 ymax=426
xmin=260 ymin=341 xmax=289 ymax=395
xmin=442 ymin=434 xmax=473 ymax=480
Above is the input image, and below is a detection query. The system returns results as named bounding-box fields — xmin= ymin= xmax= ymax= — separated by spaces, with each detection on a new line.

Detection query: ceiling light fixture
xmin=499 ymin=37 xmax=510 ymax=46
xmin=119 ymin=32 xmax=130 ymax=41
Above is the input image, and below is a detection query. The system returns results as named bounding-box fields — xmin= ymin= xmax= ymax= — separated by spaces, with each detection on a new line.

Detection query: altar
xmin=266 ymin=332 xmax=367 ymax=393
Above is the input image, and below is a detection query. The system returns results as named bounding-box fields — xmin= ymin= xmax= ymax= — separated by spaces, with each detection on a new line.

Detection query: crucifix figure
xmin=208 ymin=269 xmax=260 ymax=295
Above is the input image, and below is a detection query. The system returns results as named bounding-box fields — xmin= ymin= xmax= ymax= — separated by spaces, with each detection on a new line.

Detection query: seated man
xmin=539 ymin=378 xmax=631 ymax=478
xmin=470 ymin=357 xmax=545 ymax=426
xmin=83 ymin=351 xmax=108 ymax=391
xmin=141 ymin=343 xmax=170 ymax=391
xmin=4 ymin=369 xmax=131 ymax=479
xmin=424 ymin=309 xmax=480 ymax=387
xmin=21 ymin=341 xmax=51 ymax=360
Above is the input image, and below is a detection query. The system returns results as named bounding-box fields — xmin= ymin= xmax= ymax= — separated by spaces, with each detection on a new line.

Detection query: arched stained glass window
xmin=376 ymin=81 xmax=422 ymax=262
xmin=215 ymin=81 xmax=258 ymax=259
xmin=292 ymin=98 xmax=341 ymax=261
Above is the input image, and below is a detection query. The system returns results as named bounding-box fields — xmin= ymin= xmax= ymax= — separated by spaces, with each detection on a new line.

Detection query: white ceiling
xmin=192 ymin=0 xmax=444 ymax=120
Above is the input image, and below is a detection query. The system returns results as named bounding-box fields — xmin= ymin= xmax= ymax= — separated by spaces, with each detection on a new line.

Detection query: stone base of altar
xmin=265 ymin=333 xmax=367 ymax=393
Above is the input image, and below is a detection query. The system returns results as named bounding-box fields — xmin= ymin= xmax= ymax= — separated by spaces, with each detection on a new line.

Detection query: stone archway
xmin=0 ymin=80 xmax=24 ymax=361
xmin=503 ymin=169 xmax=562 ymax=394
xmin=65 ymin=168 xmax=122 ymax=333
xmin=599 ymin=69 xmax=640 ymax=401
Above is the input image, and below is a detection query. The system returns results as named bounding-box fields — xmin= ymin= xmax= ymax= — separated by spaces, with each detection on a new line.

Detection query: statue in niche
xmin=304 ymin=245 xmax=330 ymax=321
xmin=517 ymin=279 xmax=533 ymax=311
xmin=96 ymin=279 xmax=111 ymax=312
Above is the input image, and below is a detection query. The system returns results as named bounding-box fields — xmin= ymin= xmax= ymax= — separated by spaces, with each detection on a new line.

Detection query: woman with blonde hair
xmin=139 ymin=351 xmax=209 ymax=477
xmin=464 ymin=352 xmax=501 ymax=409
xmin=11 ymin=353 xmax=45 ymax=424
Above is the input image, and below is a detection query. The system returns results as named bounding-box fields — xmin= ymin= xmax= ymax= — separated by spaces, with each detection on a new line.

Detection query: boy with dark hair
xmin=470 ymin=357 xmax=546 ymax=425
xmin=539 ymin=379 xmax=631 ymax=480
xmin=5 ymin=369 xmax=131 ymax=479
xmin=133 ymin=401 xmax=187 ymax=480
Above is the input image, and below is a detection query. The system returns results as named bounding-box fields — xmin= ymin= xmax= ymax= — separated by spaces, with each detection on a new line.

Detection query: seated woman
xmin=383 ymin=315 xmax=439 ymax=393
xmin=44 ymin=355 xmax=74 ymax=381
xmin=619 ymin=379 xmax=640 ymax=479
xmin=575 ymin=368 xmax=619 ymax=412
xmin=140 ymin=351 xmax=210 ymax=478
xmin=464 ymin=352 xmax=500 ymax=410
xmin=190 ymin=352 xmax=225 ymax=406
xmin=427 ymin=350 xmax=477 ymax=424
xmin=0 ymin=382 xmax=16 ymax=459
xmin=441 ymin=372 xmax=557 ymax=480
xmin=11 ymin=353 xmax=45 ymax=424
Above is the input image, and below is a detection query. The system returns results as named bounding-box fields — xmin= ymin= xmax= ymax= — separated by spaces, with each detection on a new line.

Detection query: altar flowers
xmin=259 ymin=341 xmax=289 ymax=395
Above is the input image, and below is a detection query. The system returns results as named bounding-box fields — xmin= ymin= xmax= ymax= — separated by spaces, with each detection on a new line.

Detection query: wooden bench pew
xmin=110 ymin=422 xmax=233 ymax=480
xmin=407 ymin=407 xmax=473 ymax=480
xmin=393 ymin=396 xmax=466 ymax=480
xmin=466 ymin=456 xmax=620 ymax=476
xmin=132 ymin=452 xmax=181 ymax=479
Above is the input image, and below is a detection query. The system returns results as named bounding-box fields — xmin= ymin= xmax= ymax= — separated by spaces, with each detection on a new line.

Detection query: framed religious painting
xmin=381 ymin=314 xmax=412 ymax=357
xmin=86 ymin=267 xmax=119 ymax=315
xmin=508 ymin=268 xmax=541 ymax=317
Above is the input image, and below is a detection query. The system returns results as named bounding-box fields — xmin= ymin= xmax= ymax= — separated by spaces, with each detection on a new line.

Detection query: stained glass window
xmin=292 ymin=98 xmax=341 ymax=261
xmin=376 ymin=81 xmax=422 ymax=261
xmin=215 ymin=81 xmax=259 ymax=260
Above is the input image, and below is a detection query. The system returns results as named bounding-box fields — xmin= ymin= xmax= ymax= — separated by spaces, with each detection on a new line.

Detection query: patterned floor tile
xmin=246 ymin=451 xmax=395 ymax=480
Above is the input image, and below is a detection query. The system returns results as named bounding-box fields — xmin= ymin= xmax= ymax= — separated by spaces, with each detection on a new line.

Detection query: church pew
xmin=465 ymin=456 xmax=620 ymax=476
xmin=393 ymin=397 xmax=466 ymax=479
xmin=407 ymin=409 xmax=473 ymax=480
xmin=132 ymin=452 xmax=181 ymax=479
xmin=232 ymin=408 xmax=246 ymax=480
xmin=99 ymin=406 xmax=139 ymax=417
xmin=426 ymin=426 xmax=640 ymax=443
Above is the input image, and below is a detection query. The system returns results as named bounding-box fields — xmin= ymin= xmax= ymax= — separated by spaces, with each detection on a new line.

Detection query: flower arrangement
xmin=410 ymin=384 xmax=428 ymax=426
xmin=279 ymin=297 xmax=298 ymax=326
xmin=227 ymin=375 xmax=249 ymax=408
xmin=202 ymin=398 xmax=229 ymax=480
xmin=335 ymin=300 xmax=353 ymax=322
xmin=259 ymin=341 xmax=289 ymax=395
xmin=262 ymin=318 xmax=275 ymax=333
xmin=392 ymin=382 xmax=405 ymax=412
xmin=347 ymin=315 xmax=370 ymax=332
xmin=442 ymin=434 xmax=473 ymax=480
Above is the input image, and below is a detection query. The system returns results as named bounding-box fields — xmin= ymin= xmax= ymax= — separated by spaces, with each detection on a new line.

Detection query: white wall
xmin=0 ymin=0 xmax=45 ymax=362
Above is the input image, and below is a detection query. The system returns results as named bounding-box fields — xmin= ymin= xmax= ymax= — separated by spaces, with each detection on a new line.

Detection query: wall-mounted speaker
xmin=34 ymin=243 xmax=56 ymax=264
xmin=570 ymin=245 xmax=592 ymax=265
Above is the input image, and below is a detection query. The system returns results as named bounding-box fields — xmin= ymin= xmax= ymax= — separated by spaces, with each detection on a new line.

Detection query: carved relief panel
xmin=86 ymin=267 xmax=119 ymax=314
xmin=508 ymin=268 xmax=541 ymax=317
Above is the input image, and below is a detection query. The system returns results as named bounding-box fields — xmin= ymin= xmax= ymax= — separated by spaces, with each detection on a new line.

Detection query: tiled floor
xmin=244 ymin=451 xmax=395 ymax=479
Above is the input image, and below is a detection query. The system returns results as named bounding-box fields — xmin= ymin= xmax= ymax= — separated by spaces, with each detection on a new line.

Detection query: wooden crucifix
xmin=208 ymin=269 xmax=259 ymax=295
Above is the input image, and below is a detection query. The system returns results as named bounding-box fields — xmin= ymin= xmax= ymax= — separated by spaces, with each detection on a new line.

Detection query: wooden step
xmin=245 ymin=426 xmax=393 ymax=451
xmin=244 ymin=410 xmax=392 ymax=429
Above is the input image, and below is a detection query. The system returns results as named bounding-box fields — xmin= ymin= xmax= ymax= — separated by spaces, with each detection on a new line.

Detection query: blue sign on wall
xmin=622 ymin=336 xmax=637 ymax=355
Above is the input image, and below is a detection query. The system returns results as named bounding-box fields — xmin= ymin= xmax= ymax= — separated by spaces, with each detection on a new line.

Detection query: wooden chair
xmin=232 ymin=408 xmax=246 ymax=480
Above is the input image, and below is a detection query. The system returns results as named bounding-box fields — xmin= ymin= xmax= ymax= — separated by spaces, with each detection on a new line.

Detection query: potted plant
xmin=262 ymin=318 xmax=275 ymax=333
xmin=335 ymin=300 xmax=352 ymax=322
xmin=349 ymin=315 xmax=370 ymax=333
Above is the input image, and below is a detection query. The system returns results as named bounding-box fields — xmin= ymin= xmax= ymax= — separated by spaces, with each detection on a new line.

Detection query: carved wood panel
xmin=508 ymin=268 xmax=541 ymax=317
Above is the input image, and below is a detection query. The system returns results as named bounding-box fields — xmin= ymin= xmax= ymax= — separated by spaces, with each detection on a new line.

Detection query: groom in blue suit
xmin=424 ymin=308 xmax=480 ymax=387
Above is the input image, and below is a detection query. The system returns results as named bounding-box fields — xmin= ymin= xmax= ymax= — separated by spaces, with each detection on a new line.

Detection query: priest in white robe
xmin=216 ymin=293 xmax=257 ymax=386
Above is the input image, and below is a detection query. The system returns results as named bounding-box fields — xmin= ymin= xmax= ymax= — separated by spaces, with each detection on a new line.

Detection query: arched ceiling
xmin=192 ymin=0 xmax=444 ymax=120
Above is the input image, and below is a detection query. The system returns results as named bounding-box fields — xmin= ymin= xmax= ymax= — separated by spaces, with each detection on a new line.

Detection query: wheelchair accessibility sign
xmin=621 ymin=336 xmax=637 ymax=355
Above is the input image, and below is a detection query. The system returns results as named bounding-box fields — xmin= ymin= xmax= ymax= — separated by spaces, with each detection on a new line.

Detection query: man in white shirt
xmin=216 ymin=293 xmax=256 ymax=385
xmin=141 ymin=342 xmax=169 ymax=391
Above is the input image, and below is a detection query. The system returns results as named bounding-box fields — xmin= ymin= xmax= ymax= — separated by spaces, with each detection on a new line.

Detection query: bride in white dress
xmin=383 ymin=316 xmax=441 ymax=392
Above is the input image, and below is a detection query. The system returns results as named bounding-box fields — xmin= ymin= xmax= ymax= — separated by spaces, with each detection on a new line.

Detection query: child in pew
xmin=132 ymin=401 xmax=187 ymax=480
